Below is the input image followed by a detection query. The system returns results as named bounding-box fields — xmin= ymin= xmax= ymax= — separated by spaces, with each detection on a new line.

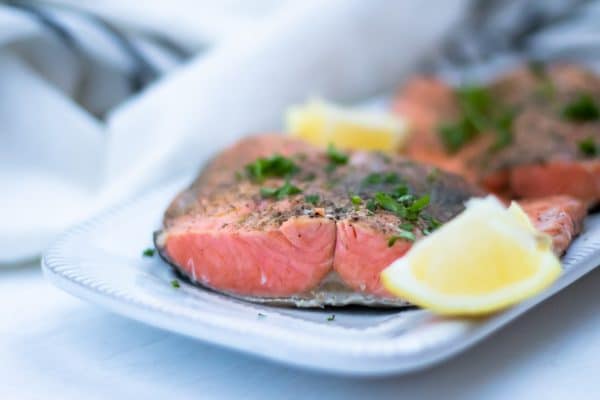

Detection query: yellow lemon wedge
xmin=286 ymin=98 xmax=407 ymax=152
xmin=381 ymin=196 xmax=562 ymax=316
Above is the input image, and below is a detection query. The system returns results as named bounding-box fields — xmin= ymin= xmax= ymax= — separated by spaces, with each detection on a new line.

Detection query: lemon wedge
xmin=286 ymin=98 xmax=407 ymax=152
xmin=381 ymin=196 xmax=561 ymax=316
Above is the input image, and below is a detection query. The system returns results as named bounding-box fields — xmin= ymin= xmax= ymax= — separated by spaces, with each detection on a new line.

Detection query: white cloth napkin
xmin=0 ymin=0 xmax=468 ymax=262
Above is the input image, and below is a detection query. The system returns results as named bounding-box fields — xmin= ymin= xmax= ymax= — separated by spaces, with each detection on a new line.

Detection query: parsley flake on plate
xmin=142 ymin=248 xmax=155 ymax=257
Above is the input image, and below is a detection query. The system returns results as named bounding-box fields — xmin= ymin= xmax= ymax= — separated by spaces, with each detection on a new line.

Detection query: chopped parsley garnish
xmin=438 ymin=85 xmax=515 ymax=153
xmin=383 ymin=172 xmax=400 ymax=184
xmin=327 ymin=314 xmax=336 ymax=321
xmin=171 ymin=279 xmax=180 ymax=288
xmin=438 ymin=119 xmax=479 ymax=153
xmin=245 ymin=154 xmax=298 ymax=182
xmin=142 ymin=248 xmax=155 ymax=257
xmin=304 ymin=194 xmax=320 ymax=205
xmin=350 ymin=195 xmax=362 ymax=205
xmin=396 ymin=194 xmax=413 ymax=203
xmin=487 ymin=110 xmax=515 ymax=152
xmin=388 ymin=229 xmax=415 ymax=247
xmin=392 ymin=185 xmax=409 ymax=198
xmin=408 ymin=194 xmax=430 ymax=213
xmin=326 ymin=143 xmax=349 ymax=165
xmin=364 ymin=183 xmax=436 ymax=245
xmin=374 ymin=192 xmax=405 ymax=216
xmin=260 ymin=180 xmax=302 ymax=199
xmin=421 ymin=213 xmax=442 ymax=235
xmin=399 ymin=222 xmax=414 ymax=231
xmin=363 ymin=173 xmax=383 ymax=185
xmin=562 ymin=95 xmax=600 ymax=122
xmin=366 ymin=199 xmax=377 ymax=213
xmin=362 ymin=172 xmax=400 ymax=186
xmin=578 ymin=137 xmax=598 ymax=157
xmin=371 ymin=190 xmax=433 ymax=223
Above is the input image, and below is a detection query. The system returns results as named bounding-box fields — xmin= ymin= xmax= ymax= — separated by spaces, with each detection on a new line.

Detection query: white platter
xmin=42 ymin=178 xmax=600 ymax=376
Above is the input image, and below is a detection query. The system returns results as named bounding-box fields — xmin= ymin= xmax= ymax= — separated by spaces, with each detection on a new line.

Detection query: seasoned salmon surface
xmin=394 ymin=64 xmax=600 ymax=206
xmin=157 ymin=135 xmax=480 ymax=300
xmin=156 ymin=135 xmax=586 ymax=304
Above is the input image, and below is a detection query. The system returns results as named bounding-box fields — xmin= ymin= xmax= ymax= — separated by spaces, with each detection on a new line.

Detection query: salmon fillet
xmin=394 ymin=64 xmax=600 ymax=206
xmin=519 ymin=195 xmax=587 ymax=256
xmin=156 ymin=135 xmax=585 ymax=303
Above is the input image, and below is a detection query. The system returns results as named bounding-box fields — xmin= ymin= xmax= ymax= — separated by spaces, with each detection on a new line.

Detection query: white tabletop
xmin=1 ymin=261 xmax=599 ymax=400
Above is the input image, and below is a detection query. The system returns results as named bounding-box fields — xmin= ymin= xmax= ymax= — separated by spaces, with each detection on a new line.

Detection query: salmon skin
xmin=394 ymin=64 xmax=600 ymax=206
xmin=155 ymin=135 xmax=586 ymax=307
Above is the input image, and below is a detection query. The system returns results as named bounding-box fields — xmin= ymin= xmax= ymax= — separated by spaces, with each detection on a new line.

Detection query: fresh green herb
xmin=383 ymin=172 xmax=400 ymax=184
xmin=399 ymin=222 xmax=414 ymax=231
xmin=257 ymin=312 xmax=266 ymax=318
xmin=408 ymin=194 xmax=430 ymax=213
xmin=396 ymin=194 xmax=414 ymax=204
xmin=373 ymin=192 xmax=405 ymax=216
xmin=362 ymin=172 xmax=401 ymax=186
xmin=405 ymin=194 xmax=430 ymax=222
xmin=350 ymin=195 xmax=362 ymax=206
xmin=366 ymin=199 xmax=376 ymax=213
xmin=142 ymin=248 xmax=155 ymax=257
xmin=260 ymin=180 xmax=302 ymax=199
xmin=327 ymin=314 xmax=336 ymax=321
xmin=388 ymin=230 xmax=416 ymax=247
xmin=304 ymin=194 xmax=320 ymax=205
xmin=438 ymin=119 xmax=478 ymax=153
xmin=363 ymin=173 xmax=383 ymax=185
xmin=245 ymin=154 xmax=299 ymax=182
xmin=326 ymin=143 xmax=349 ymax=165
xmin=456 ymin=85 xmax=494 ymax=132
xmin=392 ymin=185 xmax=409 ymax=198
xmin=489 ymin=111 xmax=515 ymax=152
xmin=422 ymin=213 xmax=442 ymax=234
xmin=578 ymin=137 xmax=598 ymax=157
xmin=562 ymin=94 xmax=600 ymax=122
xmin=438 ymin=85 xmax=515 ymax=153
xmin=171 ymin=279 xmax=180 ymax=288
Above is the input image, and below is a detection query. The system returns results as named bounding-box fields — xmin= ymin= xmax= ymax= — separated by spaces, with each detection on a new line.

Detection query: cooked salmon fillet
xmin=519 ymin=195 xmax=587 ymax=255
xmin=156 ymin=135 xmax=586 ymax=302
xmin=394 ymin=64 xmax=600 ymax=206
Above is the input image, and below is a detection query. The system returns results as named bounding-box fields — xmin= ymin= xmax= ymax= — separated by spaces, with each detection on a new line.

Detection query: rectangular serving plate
xmin=42 ymin=177 xmax=600 ymax=376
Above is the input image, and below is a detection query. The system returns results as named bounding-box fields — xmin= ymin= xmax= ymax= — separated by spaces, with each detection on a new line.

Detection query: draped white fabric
xmin=0 ymin=0 xmax=468 ymax=262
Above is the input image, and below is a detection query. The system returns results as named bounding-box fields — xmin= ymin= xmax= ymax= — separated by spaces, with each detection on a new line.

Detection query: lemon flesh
xmin=381 ymin=196 xmax=562 ymax=316
xmin=286 ymin=99 xmax=407 ymax=152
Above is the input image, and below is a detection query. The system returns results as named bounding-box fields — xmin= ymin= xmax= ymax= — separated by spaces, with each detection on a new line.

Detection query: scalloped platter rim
xmin=42 ymin=177 xmax=600 ymax=376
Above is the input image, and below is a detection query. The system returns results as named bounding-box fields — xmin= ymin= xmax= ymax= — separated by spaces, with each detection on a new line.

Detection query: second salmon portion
xmin=394 ymin=64 xmax=600 ymax=206
xmin=156 ymin=135 xmax=586 ymax=303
